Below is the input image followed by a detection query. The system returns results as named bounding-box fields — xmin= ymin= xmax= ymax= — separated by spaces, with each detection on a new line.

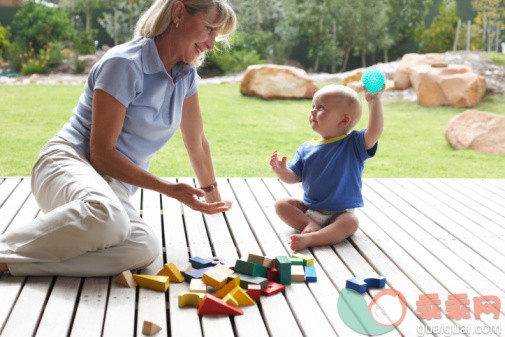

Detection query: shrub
xmin=12 ymin=1 xmax=74 ymax=53
xmin=0 ymin=24 xmax=11 ymax=59
xmin=415 ymin=0 xmax=458 ymax=52
xmin=4 ymin=42 xmax=24 ymax=70
xmin=21 ymin=58 xmax=48 ymax=75
xmin=73 ymin=30 xmax=97 ymax=55
xmin=39 ymin=42 xmax=63 ymax=67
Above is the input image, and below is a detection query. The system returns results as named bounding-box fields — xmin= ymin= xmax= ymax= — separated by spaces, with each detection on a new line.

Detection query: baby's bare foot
xmin=0 ymin=263 xmax=8 ymax=272
xmin=290 ymin=234 xmax=312 ymax=251
xmin=302 ymin=222 xmax=322 ymax=234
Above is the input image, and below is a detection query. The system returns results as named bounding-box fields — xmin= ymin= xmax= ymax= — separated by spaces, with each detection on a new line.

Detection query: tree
xmin=98 ymin=0 xmax=150 ymax=45
xmin=60 ymin=0 xmax=108 ymax=32
xmin=472 ymin=0 xmax=505 ymax=51
xmin=415 ymin=0 xmax=459 ymax=52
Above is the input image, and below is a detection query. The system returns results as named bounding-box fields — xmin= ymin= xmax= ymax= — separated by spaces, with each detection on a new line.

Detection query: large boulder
xmin=410 ymin=64 xmax=486 ymax=108
xmin=240 ymin=64 xmax=318 ymax=99
xmin=394 ymin=53 xmax=446 ymax=90
xmin=445 ymin=110 xmax=505 ymax=154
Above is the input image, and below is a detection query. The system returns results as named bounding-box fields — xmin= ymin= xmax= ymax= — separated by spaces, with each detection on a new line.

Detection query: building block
xmin=189 ymin=257 xmax=213 ymax=269
xmin=346 ymin=275 xmax=386 ymax=293
xmin=222 ymin=293 xmax=239 ymax=307
xmin=229 ymin=286 xmax=255 ymax=306
xmin=275 ymin=256 xmax=291 ymax=285
xmin=247 ymin=284 xmax=261 ymax=301
xmin=157 ymin=263 xmax=184 ymax=283
xmin=214 ymin=275 xmax=240 ymax=298
xmin=184 ymin=267 xmax=212 ymax=282
xmin=261 ymin=281 xmax=285 ymax=296
xmin=208 ymin=256 xmax=230 ymax=267
xmin=142 ymin=320 xmax=162 ymax=336
xmin=178 ymin=292 xmax=205 ymax=307
xmin=292 ymin=253 xmax=314 ymax=266
xmin=133 ymin=274 xmax=169 ymax=292
xmin=174 ymin=262 xmax=193 ymax=274
xmin=234 ymin=260 xmax=267 ymax=277
xmin=202 ymin=264 xmax=235 ymax=289
xmin=189 ymin=278 xmax=207 ymax=293
xmin=291 ymin=265 xmax=305 ymax=282
xmin=228 ymin=273 xmax=268 ymax=289
xmin=290 ymin=258 xmax=304 ymax=265
xmin=305 ymin=266 xmax=317 ymax=282
xmin=246 ymin=254 xmax=275 ymax=268
xmin=114 ymin=270 xmax=138 ymax=288
xmin=197 ymin=294 xmax=244 ymax=315
xmin=266 ymin=268 xmax=279 ymax=282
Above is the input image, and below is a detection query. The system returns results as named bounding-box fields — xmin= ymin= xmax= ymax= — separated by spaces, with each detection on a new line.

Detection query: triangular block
xmin=157 ymin=263 xmax=184 ymax=283
xmin=261 ymin=281 xmax=285 ymax=296
xmin=229 ymin=286 xmax=255 ymax=306
xmin=114 ymin=270 xmax=137 ymax=288
xmin=214 ymin=275 xmax=240 ymax=298
xmin=197 ymin=294 xmax=244 ymax=315
xmin=133 ymin=274 xmax=169 ymax=292
xmin=142 ymin=320 xmax=162 ymax=336
xmin=222 ymin=293 xmax=239 ymax=307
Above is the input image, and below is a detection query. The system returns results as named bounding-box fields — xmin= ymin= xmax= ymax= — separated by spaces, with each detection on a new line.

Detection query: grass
xmin=0 ymin=84 xmax=504 ymax=178
xmin=483 ymin=52 xmax=505 ymax=66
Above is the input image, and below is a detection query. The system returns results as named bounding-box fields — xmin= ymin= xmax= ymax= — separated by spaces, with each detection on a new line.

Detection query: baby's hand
xmin=363 ymin=85 xmax=385 ymax=102
xmin=270 ymin=150 xmax=287 ymax=174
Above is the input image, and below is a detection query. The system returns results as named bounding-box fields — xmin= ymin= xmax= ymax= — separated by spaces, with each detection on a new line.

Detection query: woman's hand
xmin=165 ymin=182 xmax=230 ymax=214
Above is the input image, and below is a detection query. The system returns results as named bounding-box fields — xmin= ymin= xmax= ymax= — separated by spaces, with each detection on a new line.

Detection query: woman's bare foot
xmin=301 ymin=222 xmax=323 ymax=234
xmin=290 ymin=234 xmax=312 ymax=251
xmin=0 ymin=263 xmax=8 ymax=272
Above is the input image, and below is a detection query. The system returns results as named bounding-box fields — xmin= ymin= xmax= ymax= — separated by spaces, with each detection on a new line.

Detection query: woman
xmin=0 ymin=0 xmax=236 ymax=276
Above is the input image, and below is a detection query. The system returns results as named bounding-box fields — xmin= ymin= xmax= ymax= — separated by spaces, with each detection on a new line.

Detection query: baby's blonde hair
xmin=317 ymin=84 xmax=362 ymax=130
xmin=134 ymin=0 xmax=236 ymax=67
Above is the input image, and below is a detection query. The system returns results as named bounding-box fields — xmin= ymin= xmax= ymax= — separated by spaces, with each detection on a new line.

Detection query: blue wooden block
xmin=184 ymin=267 xmax=212 ymax=283
xmin=189 ymin=257 xmax=213 ymax=269
xmin=345 ymin=275 xmax=386 ymax=293
xmin=304 ymin=266 xmax=317 ymax=282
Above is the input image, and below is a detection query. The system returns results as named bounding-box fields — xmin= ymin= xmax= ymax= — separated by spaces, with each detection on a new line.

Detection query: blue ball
xmin=361 ymin=68 xmax=385 ymax=94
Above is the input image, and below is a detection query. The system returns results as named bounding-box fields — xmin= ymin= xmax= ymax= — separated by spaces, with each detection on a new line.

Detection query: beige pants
xmin=0 ymin=137 xmax=159 ymax=276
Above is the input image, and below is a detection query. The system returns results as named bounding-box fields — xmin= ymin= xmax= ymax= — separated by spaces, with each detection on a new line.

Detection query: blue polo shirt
xmin=287 ymin=129 xmax=377 ymax=211
xmin=57 ymin=37 xmax=199 ymax=195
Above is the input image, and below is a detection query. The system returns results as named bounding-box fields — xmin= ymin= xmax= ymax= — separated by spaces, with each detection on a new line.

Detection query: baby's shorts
xmin=305 ymin=208 xmax=355 ymax=227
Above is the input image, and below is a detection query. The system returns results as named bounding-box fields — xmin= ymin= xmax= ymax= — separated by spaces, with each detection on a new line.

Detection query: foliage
xmin=73 ymin=29 xmax=97 ymax=55
xmin=20 ymin=43 xmax=49 ymax=75
xmin=4 ymin=42 xmax=24 ymax=71
xmin=415 ymin=0 xmax=459 ymax=52
xmin=472 ymin=0 xmax=505 ymax=52
xmin=12 ymin=1 xmax=74 ymax=53
xmin=455 ymin=21 xmax=485 ymax=50
xmin=0 ymin=24 xmax=11 ymax=59
xmin=39 ymin=42 xmax=64 ymax=67
xmin=483 ymin=52 xmax=505 ymax=66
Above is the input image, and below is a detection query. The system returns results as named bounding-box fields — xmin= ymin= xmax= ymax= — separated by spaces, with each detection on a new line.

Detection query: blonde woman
xmin=0 ymin=0 xmax=236 ymax=276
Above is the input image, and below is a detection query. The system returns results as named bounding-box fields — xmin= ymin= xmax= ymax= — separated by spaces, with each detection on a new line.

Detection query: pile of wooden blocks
xmin=114 ymin=253 xmax=317 ymax=334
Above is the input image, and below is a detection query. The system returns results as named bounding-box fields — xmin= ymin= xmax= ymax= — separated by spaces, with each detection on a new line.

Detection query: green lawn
xmin=1 ymin=84 xmax=504 ymax=178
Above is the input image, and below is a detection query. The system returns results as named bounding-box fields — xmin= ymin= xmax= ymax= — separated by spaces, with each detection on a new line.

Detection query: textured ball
xmin=361 ymin=68 xmax=385 ymax=94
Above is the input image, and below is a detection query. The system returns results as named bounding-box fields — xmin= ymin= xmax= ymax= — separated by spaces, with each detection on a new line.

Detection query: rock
xmin=445 ymin=110 xmax=505 ymax=154
xmin=240 ymin=64 xmax=318 ymax=99
xmin=385 ymin=80 xmax=396 ymax=91
xmin=410 ymin=64 xmax=486 ymax=108
xmin=347 ymin=81 xmax=363 ymax=92
xmin=343 ymin=70 xmax=363 ymax=86
xmin=29 ymin=74 xmax=39 ymax=84
xmin=394 ymin=53 xmax=446 ymax=90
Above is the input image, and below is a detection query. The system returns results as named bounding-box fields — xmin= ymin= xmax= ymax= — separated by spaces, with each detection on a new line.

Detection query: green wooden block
xmin=292 ymin=253 xmax=314 ymax=266
xmin=228 ymin=273 xmax=268 ymax=289
xmin=234 ymin=259 xmax=267 ymax=277
xmin=290 ymin=258 xmax=304 ymax=265
xmin=275 ymin=256 xmax=291 ymax=285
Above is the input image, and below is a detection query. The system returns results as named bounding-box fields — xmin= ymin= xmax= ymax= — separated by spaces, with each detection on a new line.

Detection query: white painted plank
xmin=0 ymin=178 xmax=21 ymax=208
xmin=0 ymin=179 xmax=31 ymax=234
xmin=70 ymin=277 xmax=109 ymax=337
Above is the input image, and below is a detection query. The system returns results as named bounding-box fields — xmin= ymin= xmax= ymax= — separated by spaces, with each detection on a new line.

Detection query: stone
xmin=343 ymin=70 xmax=363 ymax=86
xmin=393 ymin=53 xmax=446 ymax=90
xmin=347 ymin=81 xmax=363 ymax=92
xmin=445 ymin=110 xmax=505 ymax=154
xmin=240 ymin=64 xmax=318 ymax=100
xmin=410 ymin=64 xmax=486 ymax=108
xmin=29 ymin=74 xmax=39 ymax=84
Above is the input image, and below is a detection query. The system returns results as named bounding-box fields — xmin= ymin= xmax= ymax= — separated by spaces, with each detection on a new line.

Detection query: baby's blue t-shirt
xmin=57 ymin=37 xmax=199 ymax=195
xmin=287 ymin=129 xmax=377 ymax=211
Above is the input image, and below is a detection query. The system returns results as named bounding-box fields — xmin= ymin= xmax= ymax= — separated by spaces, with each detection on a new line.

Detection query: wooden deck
xmin=0 ymin=177 xmax=504 ymax=337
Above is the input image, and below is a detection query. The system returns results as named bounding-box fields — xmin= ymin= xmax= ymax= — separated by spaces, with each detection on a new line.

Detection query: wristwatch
xmin=200 ymin=182 xmax=217 ymax=193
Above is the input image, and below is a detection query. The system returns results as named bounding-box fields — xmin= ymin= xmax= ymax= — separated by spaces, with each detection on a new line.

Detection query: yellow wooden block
xmin=157 ymin=263 xmax=184 ymax=283
xmin=292 ymin=253 xmax=314 ymax=266
xmin=142 ymin=320 xmax=162 ymax=336
xmin=114 ymin=270 xmax=137 ymax=288
xmin=222 ymin=293 xmax=239 ymax=307
xmin=178 ymin=292 xmax=205 ymax=307
xmin=291 ymin=265 xmax=305 ymax=282
xmin=202 ymin=264 xmax=235 ymax=289
xmin=189 ymin=278 xmax=207 ymax=293
xmin=132 ymin=274 xmax=169 ymax=292
xmin=214 ymin=275 xmax=240 ymax=298
xmin=229 ymin=286 xmax=255 ymax=306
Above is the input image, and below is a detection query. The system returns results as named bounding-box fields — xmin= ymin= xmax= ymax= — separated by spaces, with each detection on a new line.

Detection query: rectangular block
xmin=184 ymin=267 xmax=212 ymax=282
xmin=202 ymin=264 xmax=235 ymax=289
xmin=305 ymin=266 xmax=317 ymax=282
xmin=275 ymin=256 xmax=291 ymax=285
xmin=290 ymin=258 xmax=304 ymax=265
xmin=247 ymin=253 xmax=265 ymax=266
xmin=292 ymin=253 xmax=314 ymax=266
xmin=266 ymin=267 xmax=279 ymax=282
xmin=228 ymin=273 xmax=268 ymax=289
xmin=189 ymin=257 xmax=213 ymax=269
xmin=234 ymin=260 xmax=267 ymax=277
xmin=291 ymin=265 xmax=305 ymax=282
xmin=189 ymin=278 xmax=207 ymax=293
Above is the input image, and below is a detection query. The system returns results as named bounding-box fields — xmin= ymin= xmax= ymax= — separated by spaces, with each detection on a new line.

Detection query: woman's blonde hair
xmin=134 ymin=0 xmax=236 ymax=67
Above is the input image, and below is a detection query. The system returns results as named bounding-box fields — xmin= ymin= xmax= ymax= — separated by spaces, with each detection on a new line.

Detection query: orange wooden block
xmin=214 ymin=275 xmax=240 ymax=298
xmin=197 ymin=294 xmax=244 ymax=315
xmin=157 ymin=263 xmax=184 ymax=283
xmin=142 ymin=320 xmax=162 ymax=336
xmin=114 ymin=270 xmax=137 ymax=288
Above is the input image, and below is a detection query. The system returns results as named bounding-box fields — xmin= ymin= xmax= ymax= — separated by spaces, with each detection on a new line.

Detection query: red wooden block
xmin=197 ymin=294 xmax=244 ymax=315
xmin=247 ymin=284 xmax=261 ymax=301
xmin=261 ymin=281 xmax=285 ymax=296
xmin=266 ymin=268 xmax=279 ymax=282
